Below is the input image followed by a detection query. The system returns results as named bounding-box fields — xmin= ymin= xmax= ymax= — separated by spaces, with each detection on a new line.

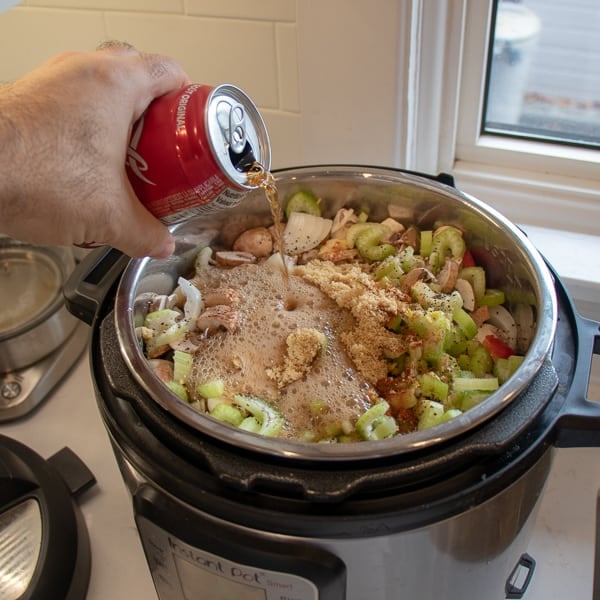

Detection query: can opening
xmin=228 ymin=140 xmax=256 ymax=173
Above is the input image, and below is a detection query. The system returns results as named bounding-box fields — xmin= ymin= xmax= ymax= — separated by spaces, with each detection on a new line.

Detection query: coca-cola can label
xmin=126 ymin=83 xmax=271 ymax=225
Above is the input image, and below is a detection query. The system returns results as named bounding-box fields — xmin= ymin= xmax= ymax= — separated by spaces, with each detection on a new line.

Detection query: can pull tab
xmin=217 ymin=100 xmax=247 ymax=154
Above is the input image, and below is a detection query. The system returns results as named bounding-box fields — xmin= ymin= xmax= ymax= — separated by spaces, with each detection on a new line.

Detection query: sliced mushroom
xmin=330 ymin=208 xmax=359 ymax=239
xmin=398 ymin=226 xmax=419 ymax=250
xmin=454 ymin=278 xmax=476 ymax=311
xmin=233 ymin=227 xmax=273 ymax=257
xmin=214 ymin=251 xmax=257 ymax=267
xmin=380 ymin=217 xmax=405 ymax=236
xmin=399 ymin=267 xmax=435 ymax=294
xmin=203 ymin=287 xmax=242 ymax=307
xmin=147 ymin=359 xmax=174 ymax=383
xmin=436 ymin=259 xmax=460 ymax=294
xmin=196 ymin=305 xmax=240 ymax=335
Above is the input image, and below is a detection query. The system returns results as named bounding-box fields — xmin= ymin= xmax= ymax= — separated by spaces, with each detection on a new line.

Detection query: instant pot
xmin=64 ymin=166 xmax=600 ymax=600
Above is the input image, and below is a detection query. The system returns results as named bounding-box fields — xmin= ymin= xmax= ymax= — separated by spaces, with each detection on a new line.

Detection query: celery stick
xmin=165 ymin=381 xmax=189 ymax=402
xmin=453 ymin=376 xmax=499 ymax=392
xmin=197 ymin=379 xmax=225 ymax=399
xmin=234 ymin=394 xmax=284 ymax=437
xmin=173 ymin=350 xmax=194 ymax=385
xmin=210 ymin=403 xmax=244 ymax=426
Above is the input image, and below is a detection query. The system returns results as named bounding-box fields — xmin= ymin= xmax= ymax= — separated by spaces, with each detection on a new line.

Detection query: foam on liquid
xmin=190 ymin=263 xmax=375 ymax=439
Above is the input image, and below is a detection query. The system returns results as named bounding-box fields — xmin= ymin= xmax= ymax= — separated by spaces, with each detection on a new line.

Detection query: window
xmin=484 ymin=0 xmax=600 ymax=150
xmin=409 ymin=1 xmax=599 ymax=236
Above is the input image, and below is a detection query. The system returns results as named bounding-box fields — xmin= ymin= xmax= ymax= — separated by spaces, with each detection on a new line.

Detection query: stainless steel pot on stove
xmin=64 ymin=165 xmax=600 ymax=600
xmin=0 ymin=239 xmax=78 ymax=372
xmin=113 ymin=165 xmax=558 ymax=459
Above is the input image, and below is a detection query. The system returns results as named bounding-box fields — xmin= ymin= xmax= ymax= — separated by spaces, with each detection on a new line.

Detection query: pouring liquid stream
xmin=247 ymin=163 xmax=290 ymax=287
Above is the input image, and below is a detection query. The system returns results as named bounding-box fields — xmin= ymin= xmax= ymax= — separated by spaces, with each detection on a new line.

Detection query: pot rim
xmin=114 ymin=165 xmax=558 ymax=461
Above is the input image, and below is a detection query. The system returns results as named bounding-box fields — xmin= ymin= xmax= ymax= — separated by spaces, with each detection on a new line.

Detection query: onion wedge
xmin=282 ymin=212 xmax=333 ymax=255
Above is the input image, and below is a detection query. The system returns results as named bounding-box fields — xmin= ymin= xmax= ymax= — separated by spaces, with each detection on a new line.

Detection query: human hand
xmin=0 ymin=45 xmax=190 ymax=258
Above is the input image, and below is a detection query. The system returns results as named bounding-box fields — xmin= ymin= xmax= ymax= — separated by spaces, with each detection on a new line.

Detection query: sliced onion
xmin=263 ymin=252 xmax=296 ymax=274
xmin=487 ymin=305 xmax=517 ymax=349
xmin=177 ymin=276 xmax=204 ymax=323
xmin=282 ymin=212 xmax=333 ymax=255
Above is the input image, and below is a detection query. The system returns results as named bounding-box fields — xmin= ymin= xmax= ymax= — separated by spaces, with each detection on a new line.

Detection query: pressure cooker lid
xmin=0 ymin=435 xmax=95 ymax=600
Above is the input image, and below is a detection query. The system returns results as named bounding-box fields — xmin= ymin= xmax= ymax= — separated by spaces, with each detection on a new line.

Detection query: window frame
xmin=410 ymin=0 xmax=600 ymax=236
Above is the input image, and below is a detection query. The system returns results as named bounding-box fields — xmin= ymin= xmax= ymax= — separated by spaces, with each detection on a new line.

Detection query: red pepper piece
xmin=462 ymin=249 xmax=476 ymax=268
xmin=483 ymin=334 xmax=514 ymax=361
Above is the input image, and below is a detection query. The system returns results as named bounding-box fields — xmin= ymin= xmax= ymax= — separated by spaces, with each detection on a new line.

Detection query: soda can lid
xmin=206 ymin=84 xmax=271 ymax=189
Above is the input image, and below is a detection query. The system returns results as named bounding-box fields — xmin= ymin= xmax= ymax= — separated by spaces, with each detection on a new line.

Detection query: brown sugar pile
xmin=295 ymin=260 xmax=412 ymax=383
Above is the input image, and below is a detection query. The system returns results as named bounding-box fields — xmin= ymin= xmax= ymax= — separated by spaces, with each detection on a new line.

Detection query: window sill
xmin=520 ymin=224 xmax=600 ymax=322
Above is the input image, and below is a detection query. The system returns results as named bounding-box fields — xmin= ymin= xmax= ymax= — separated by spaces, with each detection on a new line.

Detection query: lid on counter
xmin=0 ymin=436 xmax=95 ymax=600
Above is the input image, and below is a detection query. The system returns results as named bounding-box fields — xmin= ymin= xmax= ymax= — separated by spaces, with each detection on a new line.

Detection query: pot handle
xmin=63 ymin=247 xmax=128 ymax=326
xmin=555 ymin=313 xmax=600 ymax=447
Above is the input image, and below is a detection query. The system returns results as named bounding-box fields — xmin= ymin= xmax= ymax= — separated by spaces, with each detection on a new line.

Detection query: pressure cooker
xmin=64 ymin=166 xmax=600 ymax=600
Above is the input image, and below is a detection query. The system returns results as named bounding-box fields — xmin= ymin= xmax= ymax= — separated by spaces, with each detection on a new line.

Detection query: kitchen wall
xmin=0 ymin=0 xmax=405 ymax=169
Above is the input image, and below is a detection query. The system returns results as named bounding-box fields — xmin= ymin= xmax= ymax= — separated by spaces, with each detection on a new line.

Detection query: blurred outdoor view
xmin=485 ymin=0 xmax=600 ymax=148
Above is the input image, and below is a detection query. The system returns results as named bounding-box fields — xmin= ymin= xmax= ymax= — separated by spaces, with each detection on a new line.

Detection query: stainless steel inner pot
xmin=114 ymin=165 xmax=557 ymax=461
xmin=0 ymin=238 xmax=78 ymax=372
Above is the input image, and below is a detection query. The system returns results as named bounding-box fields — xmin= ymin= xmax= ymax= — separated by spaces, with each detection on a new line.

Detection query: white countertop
xmin=2 ymin=330 xmax=600 ymax=600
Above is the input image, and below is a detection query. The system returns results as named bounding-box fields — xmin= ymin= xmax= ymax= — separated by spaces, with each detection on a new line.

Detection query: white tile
xmin=0 ymin=8 xmax=105 ymax=81
xmin=276 ymin=22 xmax=299 ymax=113
xmin=260 ymin=109 xmax=303 ymax=169
xmin=186 ymin=0 xmax=295 ymax=22
xmin=25 ymin=0 xmax=183 ymax=12
xmin=105 ymin=13 xmax=279 ymax=107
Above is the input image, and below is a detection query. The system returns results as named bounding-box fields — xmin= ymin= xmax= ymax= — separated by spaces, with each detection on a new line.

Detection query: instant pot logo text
xmin=168 ymin=537 xmax=266 ymax=585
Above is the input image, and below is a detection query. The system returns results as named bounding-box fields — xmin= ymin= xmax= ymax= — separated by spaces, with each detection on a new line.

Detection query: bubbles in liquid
xmin=189 ymin=262 xmax=374 ymax=438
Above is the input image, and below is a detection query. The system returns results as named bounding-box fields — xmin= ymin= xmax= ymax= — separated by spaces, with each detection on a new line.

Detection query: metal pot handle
xmin=63 ymin=247 xmax=128 ymax=326
xmin=555 ymin=312 xmax=600 ymax=447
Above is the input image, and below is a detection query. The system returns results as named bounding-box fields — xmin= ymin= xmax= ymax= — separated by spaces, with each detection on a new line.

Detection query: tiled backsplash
xmin=0 ymin=0 xmax=302 ymax=167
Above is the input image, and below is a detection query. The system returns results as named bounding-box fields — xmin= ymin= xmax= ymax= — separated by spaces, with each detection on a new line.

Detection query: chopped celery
xmin=346 ymin=222 xmax=376 ymax=248
xmin=238 ymin=416 xmax=261 ymax=433
xmin=411 ymin=281 xmax=463 ymax=313
xmin=468 ymin=345 xmax=493 ymax=378
xmin=452 ymin=307 xmax=477 ymax=339
xmin=453 ymin=376 xmax=499 ymax=393
xmin=494 ymin=354 xmax=524 ymax=384
xmin=173 ymin=350 xmax=194 ymax=385
xmin=458 ymin=390 xmax=490 ymax=411
xmin=355 ymin=400 xmax=398 ymax=441
xmin=458 ymin=266 xmax=486 ymax=303
xmin=430 ymin=226 xmax=466 ymax=272
xmin=479 ymin=288 xmax=506 ymax=307
xmin=165 ymin=380 xmax=189 ymax=402
xmin=144 ymin=308 xmax=181 ymax=331
xmin=210 ymin=402 xmax=244 ymax=426
xmin=420 ymin=230 xmax=433 ymax=257
xmin=417 ymin=399 xmax=445 ymax=430
xmin=418 ymin=372 xmax=449 ymax=402
xmin=152 ymin=320 xmax=190 ymax=347
xmin=197 ymin=379 xmax=225 ymax=399
xmin=352 ymin=224 xmax=395 ymax=262
xmin=285 ymin=189 xmax=321 ymax=218
xmin=234 ymin=394 xmax=285 ymax=437
xmin=375 ymin=255 xmax=404 ymax=282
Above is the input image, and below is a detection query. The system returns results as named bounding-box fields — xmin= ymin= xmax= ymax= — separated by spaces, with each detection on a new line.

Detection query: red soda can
xmin=126 ymin=83 xmax=271 ymax=224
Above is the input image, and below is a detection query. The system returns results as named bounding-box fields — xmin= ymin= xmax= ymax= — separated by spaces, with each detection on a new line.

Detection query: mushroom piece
xmin=214 ymin=251 xmax=257 ymax=267
xmin=436 ymin=259 xmax=460 ymax=294
xmin=203 ymin=287 xmax=242 ymax=307
xmin=399 ymin=267 xmax=435 ymax=294
xmin=232 ymin=227 xmax=273 ymax=257
xmin=196 ymin=305 xmax=240 ymax=335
